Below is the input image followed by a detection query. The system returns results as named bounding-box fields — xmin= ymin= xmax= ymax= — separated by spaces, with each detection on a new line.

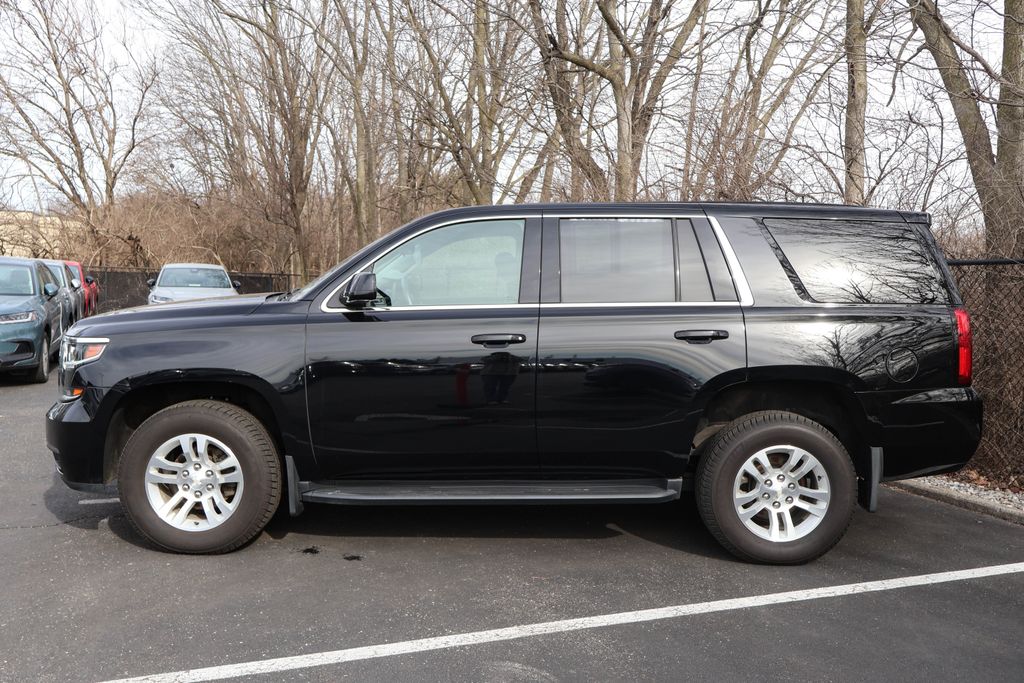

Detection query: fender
xmin=684 ymin=366 xmax=878 ymax=454
xmin=98 ymin=367 xmax=316 ymax=483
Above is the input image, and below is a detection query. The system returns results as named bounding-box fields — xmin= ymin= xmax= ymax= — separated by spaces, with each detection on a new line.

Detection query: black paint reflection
xmin=762 ymin=219 xmax=950 ymax=305
xmin=305 ymin=311 xmax=539 ymax=478
xmin=535 ymin=308 xmax=747 ymax=477
xmin=481 ymin=352 xmax=520 ymax=404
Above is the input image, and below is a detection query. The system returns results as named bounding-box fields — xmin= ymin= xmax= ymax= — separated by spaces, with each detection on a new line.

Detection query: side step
xmin=299 ymin=478 xmax=683 ymax=506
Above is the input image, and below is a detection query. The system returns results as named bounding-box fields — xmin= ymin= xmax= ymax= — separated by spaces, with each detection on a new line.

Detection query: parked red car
xmin=65 ymin=261 xmax=99 ymax=316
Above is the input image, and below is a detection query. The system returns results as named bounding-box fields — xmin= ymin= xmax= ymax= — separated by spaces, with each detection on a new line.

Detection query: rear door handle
xmin=471 ymin=333 xmax=527 ymax=347
xmin=674 ymin=329 xmax=729 ymax=344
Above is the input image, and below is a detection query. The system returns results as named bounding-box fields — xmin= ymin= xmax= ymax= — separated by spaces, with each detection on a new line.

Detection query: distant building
xmin=0 ymin=211 xmax=72 ymax=257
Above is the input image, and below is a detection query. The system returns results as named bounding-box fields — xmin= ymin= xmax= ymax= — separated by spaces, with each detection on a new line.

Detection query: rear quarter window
xmin=763 ymin=219 xmax=950 ymax=305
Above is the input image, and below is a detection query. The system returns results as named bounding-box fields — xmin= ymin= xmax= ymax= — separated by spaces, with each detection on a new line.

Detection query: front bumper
xmin=858 ymin=387 xmax=983 ymax=481
xmin=46 ymin=389 xmax=110 ymax=486
xmin=0 ymin=322 xmax=42 ymax=370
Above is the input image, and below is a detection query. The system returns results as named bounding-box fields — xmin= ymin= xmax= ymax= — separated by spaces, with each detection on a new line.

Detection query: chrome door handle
xmin=674 ymin=330 xmax=729 ymax=344
xmin=471 ymin=333 xmax=527 ymax=347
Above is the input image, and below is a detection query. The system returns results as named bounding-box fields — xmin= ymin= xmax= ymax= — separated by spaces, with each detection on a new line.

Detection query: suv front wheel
xmin=118 ymin=400 xmax=281 ymax=553
xmin=696 ymin=411 xmax=856 ymax=564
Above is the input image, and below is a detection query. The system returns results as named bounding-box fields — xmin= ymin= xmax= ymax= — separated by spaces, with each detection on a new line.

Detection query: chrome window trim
xmin=318 ymin=211 xmax=753 ymax=313
xmin=325 ymin=301 xmax=739 ymax=314
xmin=546 ymin=213 xmax=703 ymax=219
xmin=343 ymin=303 xmax=538 ymax=312
xmin=540 ymin=301 xmax=739 ymax=309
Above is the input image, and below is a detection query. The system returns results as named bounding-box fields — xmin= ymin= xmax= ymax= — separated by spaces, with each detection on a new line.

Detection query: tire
xmin=118 ymin=400 xmax=281 ymax=553
xmin=30 ymin=336 xmax=50 ymax=383
xmin=695 ymin=410 xmax=856 ymax=564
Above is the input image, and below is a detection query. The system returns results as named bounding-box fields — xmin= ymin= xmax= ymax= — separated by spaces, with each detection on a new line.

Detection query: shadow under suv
xmin=46 ymin=203 xmax=981 ymax=563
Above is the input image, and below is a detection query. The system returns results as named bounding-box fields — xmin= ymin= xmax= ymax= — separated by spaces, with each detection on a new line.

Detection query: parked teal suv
xmin=0 ymin=256 xmax=63 ymax=382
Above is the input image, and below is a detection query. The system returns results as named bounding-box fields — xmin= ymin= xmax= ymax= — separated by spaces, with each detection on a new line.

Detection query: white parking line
xmin=79 ymin=498 xmax=119 ymax=505
xmin=104 ymin=561 xmax=1024 ymax=683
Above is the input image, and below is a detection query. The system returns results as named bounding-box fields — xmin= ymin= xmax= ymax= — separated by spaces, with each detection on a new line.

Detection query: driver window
xmin=370 ymin=219 xmax=524 ymax=307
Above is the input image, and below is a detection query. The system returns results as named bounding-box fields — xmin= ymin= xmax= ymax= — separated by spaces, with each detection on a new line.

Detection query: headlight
xmin=0 ymin=311 xmax=36 ymax=324
xmin=60 ymin=336 xmax=109 ymax=370
xmin=149 ymin=294 xmax=172 ymax=303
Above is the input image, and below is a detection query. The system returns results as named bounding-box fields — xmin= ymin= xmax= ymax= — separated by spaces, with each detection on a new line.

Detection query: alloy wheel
xmin=143 ymin=433 xmax=244 ymax=531
xmin=732 ymin=444 xmax=830 ymax=542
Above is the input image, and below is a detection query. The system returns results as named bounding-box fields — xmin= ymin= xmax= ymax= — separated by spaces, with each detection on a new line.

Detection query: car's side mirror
xmin=341 ymin=272 xmax=378 ymax=309
xmin=232 ymin=280 xmax=242 ymax=290
xmin=146 ymin=278 xmax=156 ymax=288
xmin=71 ymin=278 xmax=81 ymax=290
xmin=84 ymin=276 xmax=94 ymax=285
xmin=43 ymin=282 xmax=59 ymax=298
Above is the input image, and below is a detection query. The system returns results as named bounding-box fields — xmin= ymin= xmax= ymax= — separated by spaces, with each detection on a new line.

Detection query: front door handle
xmin=674 ymin=329 xmax=729 ymax=344
xmin=471 ymin=333 xmax=527 ymax=348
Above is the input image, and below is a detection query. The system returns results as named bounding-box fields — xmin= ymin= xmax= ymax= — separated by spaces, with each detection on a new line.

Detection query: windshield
xmin=0 ymin=265 xmax=35 ymax=295
xmin=45 ymin=264 xmax=66 ymax=285
xmin=158 ymin=267 xmax=232 ymax=288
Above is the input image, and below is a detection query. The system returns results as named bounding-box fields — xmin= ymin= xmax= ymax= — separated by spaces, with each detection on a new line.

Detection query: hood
xmin=150 ymin=286 xmax=239 ymax=302
xmin=0 ymin=294 xmax=37 ymax=313
xmin=69 ymin=293 xmax=269 ymax=338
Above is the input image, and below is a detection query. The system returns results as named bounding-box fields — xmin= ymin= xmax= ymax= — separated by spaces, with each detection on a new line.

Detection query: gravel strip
xmin=888 ymin=476 xmax=1024 ymax=525
xmin=927 ymin=477 xmax=1024 ymax=512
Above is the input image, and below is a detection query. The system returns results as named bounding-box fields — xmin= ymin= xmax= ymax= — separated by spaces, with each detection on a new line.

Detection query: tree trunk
xmin=843 ymin=0 xmax=867 ymax=205
xmin=613 ymin=84 xmax=635 ymax=201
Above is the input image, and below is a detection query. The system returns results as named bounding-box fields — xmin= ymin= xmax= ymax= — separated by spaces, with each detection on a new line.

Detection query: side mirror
xmin=84 ymin=276 xmax=94 ymax=285
xmin=232 ymin=280 xmax=242 ymax=290
xmin=341 ymin=272 xmax=378 ymax=308
xmin=71 ymin=278 xmax=82 ymax=289
xmin=43 ymin=282 xmax=59 ymax=298
xmin=146 ymin=278 xmax=156 ymax=288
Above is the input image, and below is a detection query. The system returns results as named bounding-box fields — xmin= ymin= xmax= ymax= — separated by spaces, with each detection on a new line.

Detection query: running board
xmin=299 ymin=479 xmax=683 ymax=506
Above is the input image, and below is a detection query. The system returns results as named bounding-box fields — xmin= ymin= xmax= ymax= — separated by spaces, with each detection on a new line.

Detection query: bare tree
xmin=909 ymin=0 xmax=1024 ymax=258
xmin=398 ymin=0 xmax=540 ymax=205
xmin=146 ymin=0 xmax=336 ymax=278
xmin=674 ymin=0 xmax=843 ymax=201
xmin=844 ymin=0 xmax=868 ymax=205
xmin=527 ymin=0 xmax=709 ymax=201
xmin=0 ymin=0 xmax=154 ymax=256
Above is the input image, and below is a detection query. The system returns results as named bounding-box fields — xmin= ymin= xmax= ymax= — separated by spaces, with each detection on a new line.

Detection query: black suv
xmin=47 ymin=203 xmax=981 ymax=563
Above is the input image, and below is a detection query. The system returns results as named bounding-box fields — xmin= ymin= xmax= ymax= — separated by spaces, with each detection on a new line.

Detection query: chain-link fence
xmin=949 ymin=259 xmax=1024 ymax=490
xmin=88 ymin=267 xmax=304 ymax=314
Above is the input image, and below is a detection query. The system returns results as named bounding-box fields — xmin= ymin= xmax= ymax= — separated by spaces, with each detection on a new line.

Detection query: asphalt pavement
xmin=1 ymin=374 xmax=1022 ymax=682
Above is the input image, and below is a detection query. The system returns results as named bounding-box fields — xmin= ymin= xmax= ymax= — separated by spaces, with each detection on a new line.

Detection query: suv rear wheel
xmin=118 ymin=400 xmax=281 ymax=553
xmin=695 ymin=410 xmax=856 ymax=564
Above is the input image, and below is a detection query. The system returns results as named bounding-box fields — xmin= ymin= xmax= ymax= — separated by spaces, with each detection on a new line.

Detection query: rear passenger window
xmin=559 ymin=218 xmax=675 ymax=303
xmin=677 ymin=220 xmax=715 ymax=302
xmin=764 ymin=219 xmax=949 ymax=304
xmin=558 ymin=218 xmax=719 ymax=303
xmin=691 ymin=220 xmax=737 ymax=301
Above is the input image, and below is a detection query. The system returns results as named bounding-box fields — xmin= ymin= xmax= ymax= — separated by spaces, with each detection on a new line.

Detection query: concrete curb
xmin=887 ymin=480 xmax=1024 ymax=526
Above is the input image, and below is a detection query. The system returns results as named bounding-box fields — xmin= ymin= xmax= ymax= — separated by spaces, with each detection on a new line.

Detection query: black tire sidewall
xmin=706 ymin=418 xmax=856 ymax=564
xmin=118 ymin=405 xmax=277 ymax=553
xmin=31 ymin=336 xmax=49 ymax=383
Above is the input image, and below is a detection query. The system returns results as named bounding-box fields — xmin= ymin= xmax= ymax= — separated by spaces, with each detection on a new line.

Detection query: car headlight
xmin=148 ymin=294 xmax=172 ymax=303
xmin=60 ymin=336 xmax=109 ymax=370
xmin=0 ymin=311 xmax=36 ymax=324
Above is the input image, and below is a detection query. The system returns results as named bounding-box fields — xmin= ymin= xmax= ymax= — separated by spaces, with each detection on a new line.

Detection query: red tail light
xmin=954 ymin=307 xmax=972 ymax=385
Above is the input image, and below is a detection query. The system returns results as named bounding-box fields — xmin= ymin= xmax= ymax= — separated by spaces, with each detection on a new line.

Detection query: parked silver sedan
xmin=147 ymin=263 xmax=240 ymax=304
